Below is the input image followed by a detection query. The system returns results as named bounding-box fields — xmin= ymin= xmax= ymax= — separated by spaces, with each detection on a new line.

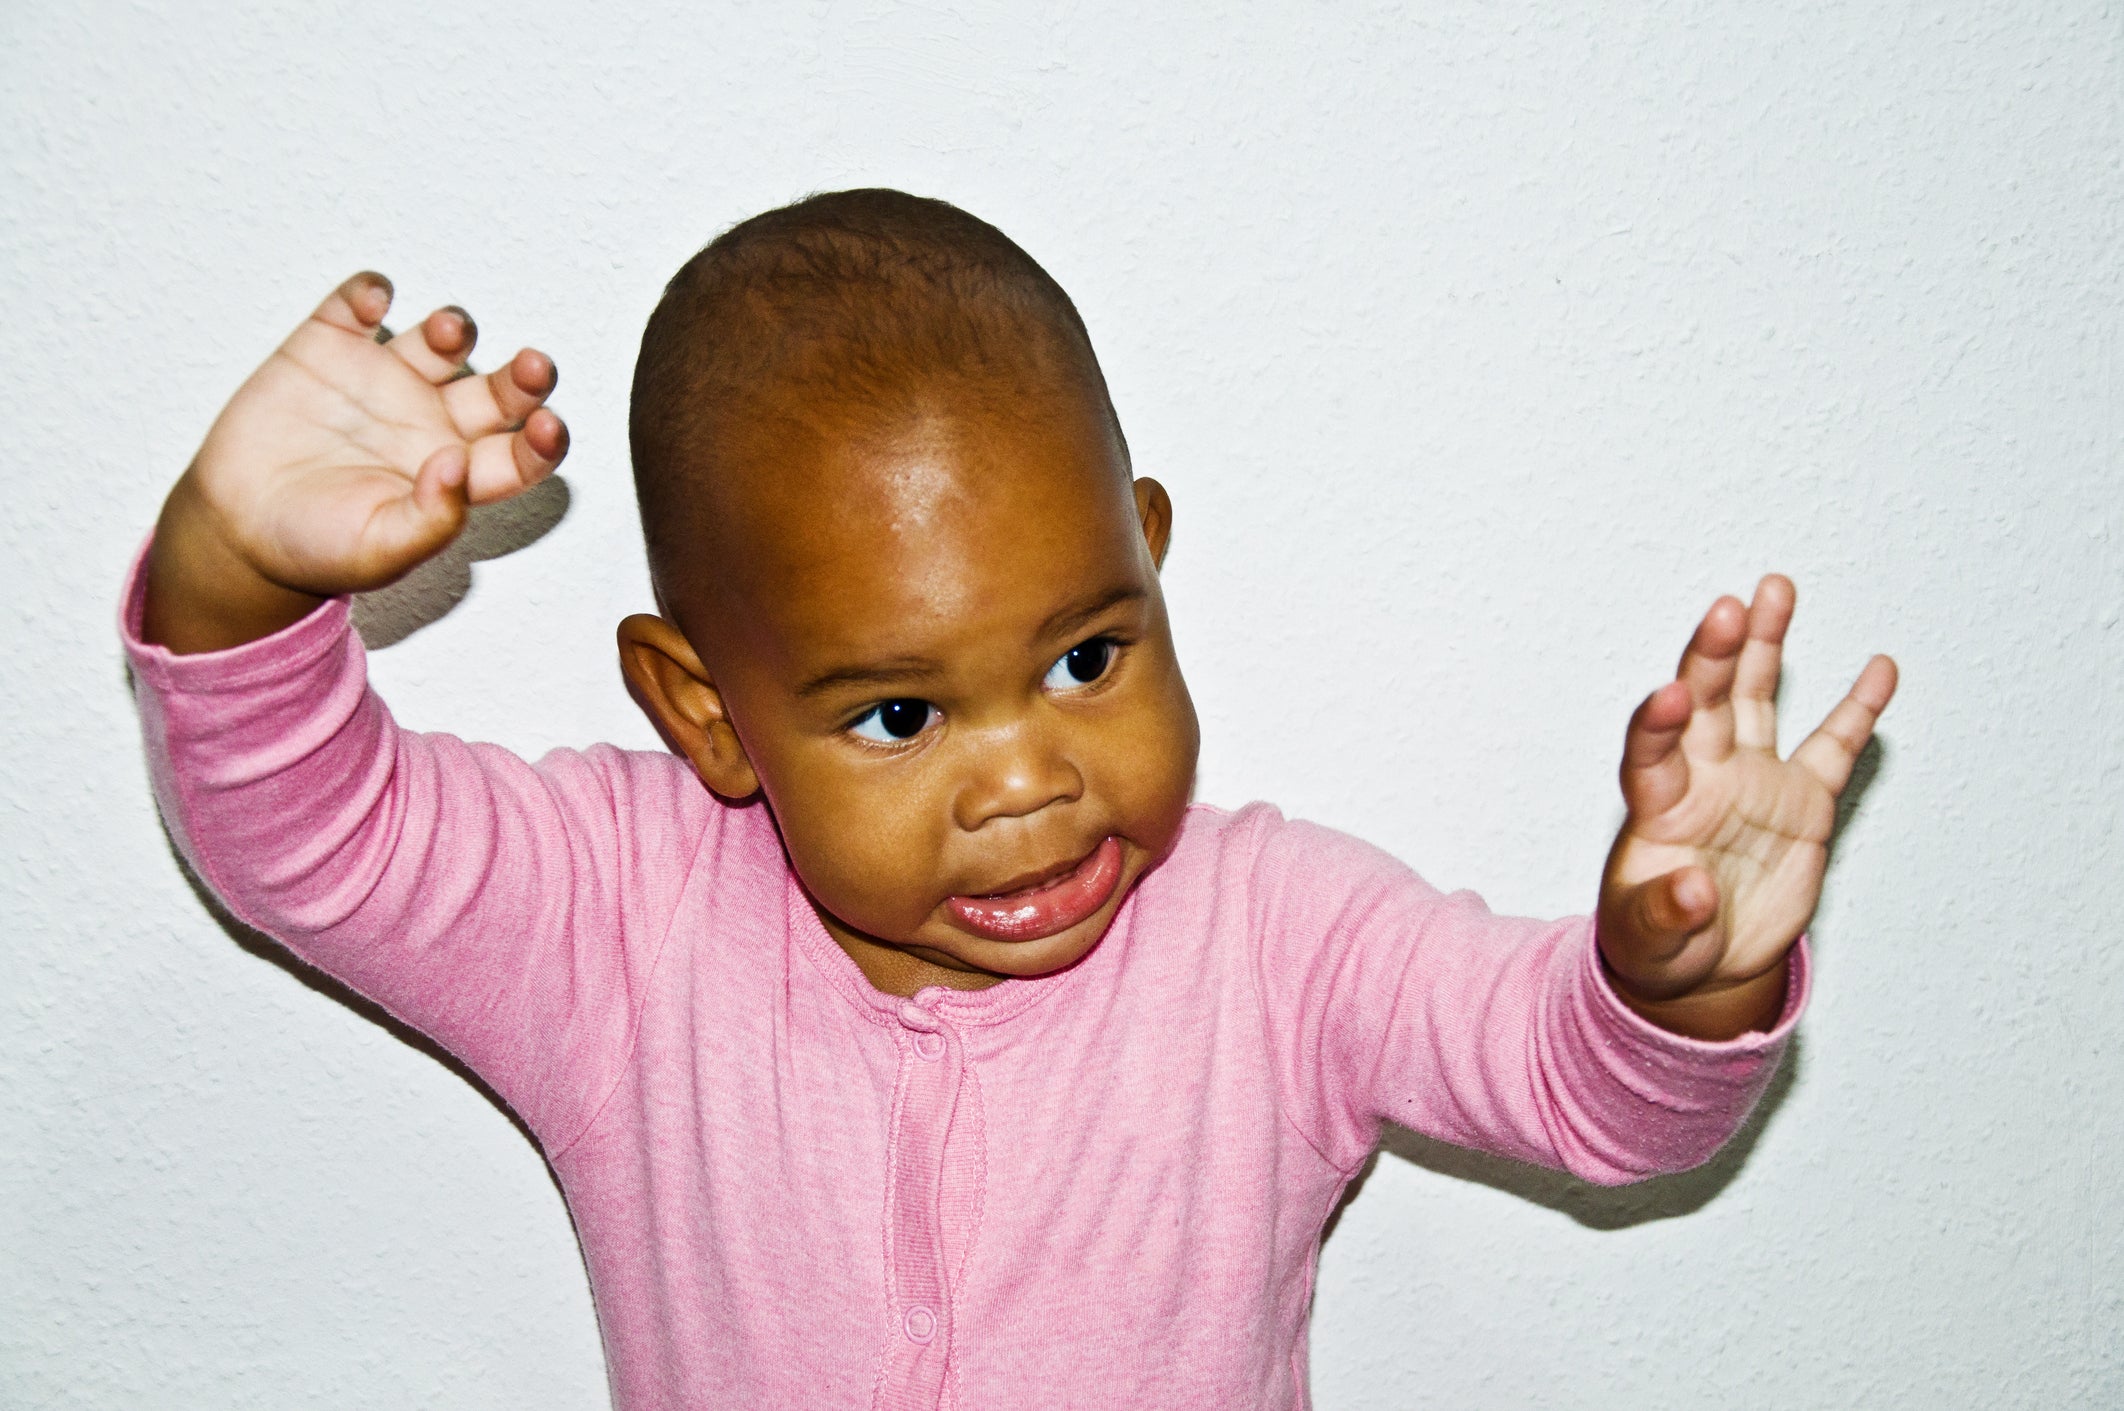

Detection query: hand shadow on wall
xmin=349 ymin=474 xmax=572 ymax=648
xmin=1324 ymin=734 xmax=1887 ymax=1239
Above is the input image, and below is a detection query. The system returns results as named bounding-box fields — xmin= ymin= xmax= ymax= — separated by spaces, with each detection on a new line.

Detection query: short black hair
xmin=629 ymin=188 xmax=1127 ymax=604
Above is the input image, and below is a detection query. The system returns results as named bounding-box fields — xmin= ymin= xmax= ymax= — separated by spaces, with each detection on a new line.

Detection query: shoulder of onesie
xmin=1173 ymin=799 xmax=1412 ymax=881
xmin=519 ymin=742 xmax=789 ymax=886
xmin=1183 ymin=803 xmax=1442 ymax=944
xmin=1156 ymin=799 xmax=1279 ymax=875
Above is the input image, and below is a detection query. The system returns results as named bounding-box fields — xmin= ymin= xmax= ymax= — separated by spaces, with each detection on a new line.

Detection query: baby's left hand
xmin=1596 ymin=575 xmax=1897 ymax=1040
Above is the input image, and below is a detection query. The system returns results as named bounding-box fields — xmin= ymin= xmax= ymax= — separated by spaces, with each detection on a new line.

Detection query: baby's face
xmin=643 ymin=384 xmax=1198 ymax=994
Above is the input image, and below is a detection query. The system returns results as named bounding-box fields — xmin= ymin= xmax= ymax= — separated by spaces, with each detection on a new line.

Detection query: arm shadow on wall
xmin=1334 ymin=1038 xmax=1802 ymax=1236
xmin=1324 ymin=733 xmax=1886 ymax=1239
xmin=162 ymin=839 xmax=561 ymax=1199
xmin=349 ymin=474 xmax=573 ymax=648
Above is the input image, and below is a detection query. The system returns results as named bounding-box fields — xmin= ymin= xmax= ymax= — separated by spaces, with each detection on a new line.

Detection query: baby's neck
xmin=818 ymin=905 xmax=1011 ymax=997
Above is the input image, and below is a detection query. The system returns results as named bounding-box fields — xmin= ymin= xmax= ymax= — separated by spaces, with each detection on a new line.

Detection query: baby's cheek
xmin=882 ymin=793 xmax=965 ymax=919
xmin=1100 ymin=693 xmax=1199 ymax=846
xmin=775 ymin=767 xmax=950 ymax=938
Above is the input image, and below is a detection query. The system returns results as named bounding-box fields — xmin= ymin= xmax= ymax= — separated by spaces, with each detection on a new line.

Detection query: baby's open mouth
xmin=947 ymin=837 xmax=1124 ymax=943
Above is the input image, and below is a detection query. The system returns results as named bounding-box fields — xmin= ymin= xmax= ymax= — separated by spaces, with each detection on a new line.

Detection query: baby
xmin=127 ymin=190 xmax=1895 ymax=1408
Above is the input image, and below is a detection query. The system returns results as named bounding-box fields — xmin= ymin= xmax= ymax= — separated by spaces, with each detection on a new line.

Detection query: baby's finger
xmin=1618 ymin=680 xmax=1693 ymax=819
xmin=441 ymin=348 xmax=557 ymax=440
xmin=1791 ymin=654 xmax=1898 ymax=793
xmin=387 ymin=305 xmax=479 ymax=384
xmin=308 ymin=271 xmax=394 ymax=337
xmin=1674 ymin=595 xmax=1747 ymax=758
xmin=1732 ymin=574 xmax=1794 ymax=751
xmin=464 ymin=407 xmax=569 ymax=504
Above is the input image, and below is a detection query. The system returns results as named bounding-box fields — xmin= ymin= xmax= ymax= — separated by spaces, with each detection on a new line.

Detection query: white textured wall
xmin=4 ymin=3 xmax=2117 ymax=1407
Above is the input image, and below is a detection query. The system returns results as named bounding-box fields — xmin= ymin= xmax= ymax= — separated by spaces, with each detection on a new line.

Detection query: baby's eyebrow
xmin=1038 ymin=586 xmax=1144 ymax=643
xmin=795 ymin=656 xmax=944 ymax=700
xmin=793 ymin=588 xmax=1145 ymax=701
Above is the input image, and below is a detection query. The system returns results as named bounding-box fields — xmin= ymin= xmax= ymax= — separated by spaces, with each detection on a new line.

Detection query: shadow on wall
xmin=350 ymin=474 xmax=573 ymax=648
xmin=1325 ymin=1042 xmax=1802 ymax=1237
xmin=163 ymin=834 xmax=562 ymax=1195
xmin=1831 ymin=733 xmax=1887 ymax=852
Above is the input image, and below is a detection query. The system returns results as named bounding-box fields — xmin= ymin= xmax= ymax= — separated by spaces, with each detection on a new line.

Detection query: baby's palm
xmin=1599 ymin=577 xmax=1897 ymax=999
xmin=191 ymin=273 xmax=565 ymax=596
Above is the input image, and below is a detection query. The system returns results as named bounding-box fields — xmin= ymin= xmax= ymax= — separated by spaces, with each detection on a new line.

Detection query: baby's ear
xmin=1133 ymin=477 xmax=1173 ymax=569
xmin=616 ymin=614 xmax=761 ymax=800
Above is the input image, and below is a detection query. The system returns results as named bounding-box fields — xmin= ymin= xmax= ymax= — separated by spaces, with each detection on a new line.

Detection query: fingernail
xmin=516 ymin=348 xmax=556 ymax=393
xmin=352 ymin=272 xmax=392 ymax=321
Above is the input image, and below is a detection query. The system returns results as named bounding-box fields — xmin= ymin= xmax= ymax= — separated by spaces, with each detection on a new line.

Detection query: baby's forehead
xmin=736 ymin=381 xmax=1127 ymax=574
xmin=678 ymin=386 xmax=1143 ymax=671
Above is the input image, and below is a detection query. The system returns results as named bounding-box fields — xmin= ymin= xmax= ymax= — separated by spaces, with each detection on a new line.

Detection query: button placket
xmin=875 ymin=998 xmax=962 ymax=1410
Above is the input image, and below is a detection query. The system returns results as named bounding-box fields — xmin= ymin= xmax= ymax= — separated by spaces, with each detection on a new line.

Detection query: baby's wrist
xmin=142 ymin=472 xmax=324 ymax=654
xmin=1599 ymin=954 xmax=1790 ymax=1042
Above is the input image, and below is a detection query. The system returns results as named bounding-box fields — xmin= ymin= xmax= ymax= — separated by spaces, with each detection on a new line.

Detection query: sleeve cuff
xmin=118 ymin=533 xmax=354 ymax=694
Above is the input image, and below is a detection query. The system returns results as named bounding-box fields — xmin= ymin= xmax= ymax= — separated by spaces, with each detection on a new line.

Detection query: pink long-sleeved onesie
xmin=121 ymin=552 xmax=1805 ymax=1410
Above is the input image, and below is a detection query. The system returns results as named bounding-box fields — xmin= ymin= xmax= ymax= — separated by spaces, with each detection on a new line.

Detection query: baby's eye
xmin=1043 ymin=638 xmax=1115 ymax=692
xmin=848 ymin=698 xmax=936 ymax=744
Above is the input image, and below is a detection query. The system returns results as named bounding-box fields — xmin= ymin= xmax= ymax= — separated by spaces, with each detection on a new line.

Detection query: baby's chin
xmin=905 ymin=907 xmax=1122 ymax=985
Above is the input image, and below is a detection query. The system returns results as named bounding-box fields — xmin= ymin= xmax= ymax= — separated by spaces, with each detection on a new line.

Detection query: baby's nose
xmin=952 ymin=724 xmax=1084 ymax=830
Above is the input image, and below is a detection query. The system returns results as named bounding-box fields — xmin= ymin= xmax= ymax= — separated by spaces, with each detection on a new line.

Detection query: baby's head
xmin=620 ymin=190 xmax=1199 ymax=995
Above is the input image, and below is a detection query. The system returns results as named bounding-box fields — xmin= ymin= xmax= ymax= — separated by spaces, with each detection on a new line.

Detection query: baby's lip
xmin=970 ymin=847 xmax=1099 ymax=899
xmin=947 ymin=837 xmax=1124 ymax=943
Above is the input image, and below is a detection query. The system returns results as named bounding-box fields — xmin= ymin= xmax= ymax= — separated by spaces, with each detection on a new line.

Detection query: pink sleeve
xmin=121 ymin=545 xmax=718 ymax=1155
xmin=1244 ymin=808 xmax=1807 ymax=1182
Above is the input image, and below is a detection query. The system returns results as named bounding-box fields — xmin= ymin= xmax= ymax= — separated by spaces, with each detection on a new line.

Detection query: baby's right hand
xmin=142 ymin=272 xmax=568 ymax=653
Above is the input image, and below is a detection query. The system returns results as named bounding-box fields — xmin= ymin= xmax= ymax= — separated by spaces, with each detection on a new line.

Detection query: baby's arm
xmin=1250 ymin=584 xmax=1893 ymax=1179
xmin=1594 ymin=579 xmax=1897 ymax=1039
xmin=1248 ymin=815 xmax=1803 ymax=1184
xmin=129 ymin=276 xmax=697 ymax=1150
xmin=144 ymin=272 xmax=565 ymax=653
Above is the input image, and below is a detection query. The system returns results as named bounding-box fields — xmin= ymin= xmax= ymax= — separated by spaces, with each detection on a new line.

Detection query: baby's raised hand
xmin=1595 ymin=576 xmax=1897 ymax=1039
xmin=142 ymin=273 xmax=567 ymax=653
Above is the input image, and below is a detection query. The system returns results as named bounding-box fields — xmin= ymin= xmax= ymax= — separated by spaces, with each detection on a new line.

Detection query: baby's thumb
xmin=1598 ymin=866 xmax=1722 ymax=999
xmin=361 ymin=444 xmax=470 ymax=583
